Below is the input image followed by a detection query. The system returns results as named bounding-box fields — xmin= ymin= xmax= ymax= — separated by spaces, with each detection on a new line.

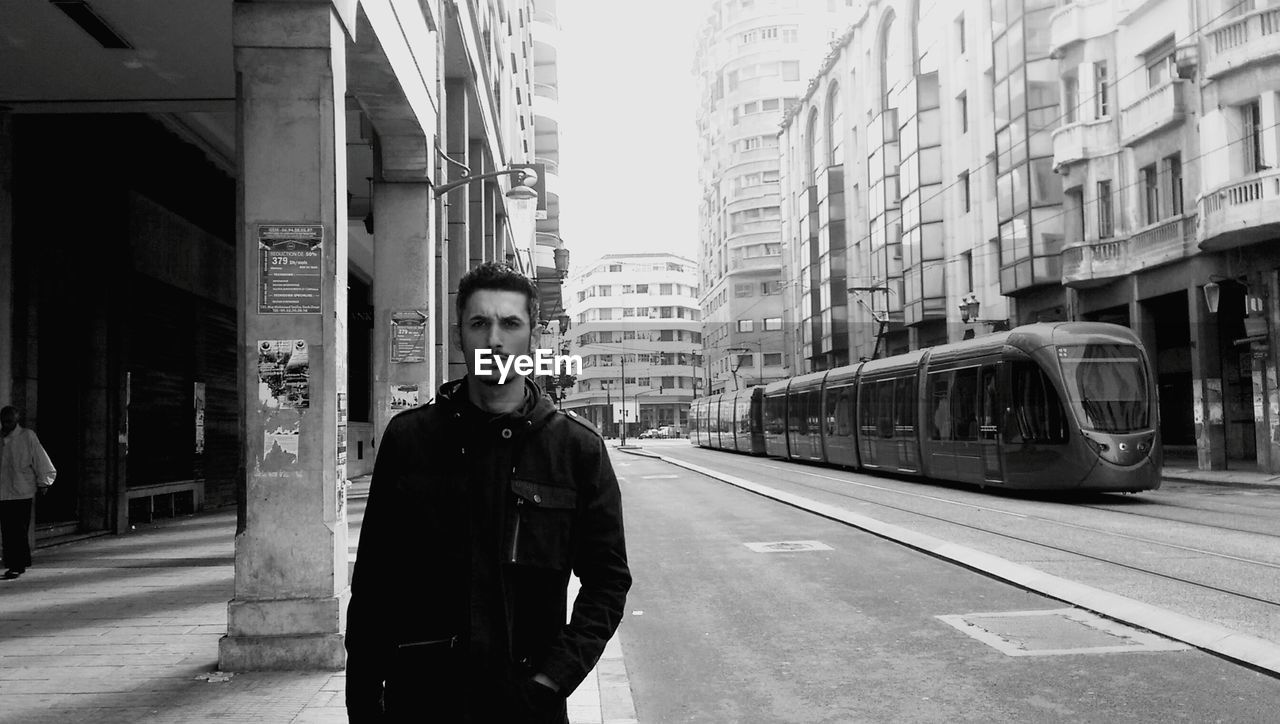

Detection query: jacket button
xmin=533 ymin=494 xmax=542 ymax=504
xmin=501 ymin=428 xmax=512 ymax=439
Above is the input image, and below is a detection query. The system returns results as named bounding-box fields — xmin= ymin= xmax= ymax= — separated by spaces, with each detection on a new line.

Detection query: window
xmin=1166 ymin=154 xmax=1184 ymax=216
xmin=635 ymin=283 xmax=649 ymax=293
xmin=1141 ymin=164 xmax=1159 ymax=224
xmin=1097 ymin=180 xmax=1113 ymax=239
xmin=734 ymin=283 xmax=754 ymax=298
xmin=608 ymin=264 xmax=622 ymax=272
xmin=621 ymin=284 xmax=634 ymax=294
xmin=1063 ymin=74 xmax=1078 ymax=124
xmin=956 ymin=13 xmax=966 ymax=55
xmin=765 ymin=317 xmax=782 ymax=331
xmin=597 ymin=285 xmax=611 ymax=296
xmin=961 ymin=251 xmax=973 ymax=292
xmin=737 ymin=319 xmax=754 ymax=332
xmin=761 ymin=98 xmax=780 ymax=111
xmin=737 ymin=354 xmax=753 ymax=368
xmin=1243 ymin=100 xmax=1263 ymax=174
xmin=1057 ymin=343 xmax=1149 ymax=433
xmin=958 ymin=92 xmax=968 ymax=133
xmin=1093 ymin=61 xmax=1109 ymax=118
xmin=1145 ymin=37 xmax=1176 ymax=89
xmin=727 ymin=70 xmax=739 ymax=91
xmin=781 ymin=61 xmax=800 ymax=81
xmin=622 ymin=308 xmax=636 ymax=317
xmin=764 ymin=353 xmax=782 ymax=366
xmin=959 ymin=170 xmax=971 ymax=212
xmin=761 ymin=280 xmax=781 ymax=295
xmin=660 ymin=284 xmax=673 ymax=295
xmin=1007 ymin=361 xmax=1069 ymax=444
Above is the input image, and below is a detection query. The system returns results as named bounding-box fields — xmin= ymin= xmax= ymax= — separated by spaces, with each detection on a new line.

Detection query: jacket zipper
xmin=509 ymin=497 xmax=523 ymax=563
xmin=397 ymin=635 xmax=458 ymax=650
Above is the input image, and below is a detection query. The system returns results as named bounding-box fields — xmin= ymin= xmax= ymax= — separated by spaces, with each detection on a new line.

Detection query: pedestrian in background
xmin=0 ymin=406 xmax=57 ymax=580
xmin=345 ymin=262 xmax=631 ymax=722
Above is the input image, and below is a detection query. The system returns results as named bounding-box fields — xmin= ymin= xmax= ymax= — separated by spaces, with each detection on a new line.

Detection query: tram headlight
xmin=1083 ymin=436 xmax=1110 ymax=455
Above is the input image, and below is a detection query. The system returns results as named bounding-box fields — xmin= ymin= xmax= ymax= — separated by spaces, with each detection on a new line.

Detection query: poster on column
xmin=390 ymin=310 xmax=429 ymax=363
xmin=194 ymin=382 xmax=206 ymax=455
xmin=258 ymin=340 xmax=310 ymax=409
xmin=258 ymin=224 xmax=323 ymax=314
xmin=389 ymin=384 xmax=420 ymax=410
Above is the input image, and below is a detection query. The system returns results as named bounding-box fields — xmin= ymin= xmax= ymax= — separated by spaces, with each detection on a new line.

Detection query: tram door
xmin=978 ymin=364 xmax=1003 ymax=483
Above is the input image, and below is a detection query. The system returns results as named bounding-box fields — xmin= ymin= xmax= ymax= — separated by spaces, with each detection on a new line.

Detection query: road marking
xmin=743 ymin=540 xmax=833 ymax=553
xmin=761 ymin=463 xmax=1028 ymax=518
xmin=936 ymin=608 xmax=1191 ymax=656
xmin=640 ymin=474 xmax=678 ymax=479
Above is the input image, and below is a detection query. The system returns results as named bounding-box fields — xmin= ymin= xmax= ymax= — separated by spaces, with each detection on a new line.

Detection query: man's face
xmin=0 ymin=412 xmax=16 ymax=436
xmin=457 ymin=289 xmax=534 ymax=386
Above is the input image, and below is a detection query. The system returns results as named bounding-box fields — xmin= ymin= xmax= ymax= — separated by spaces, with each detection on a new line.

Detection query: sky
xmin=555 ymin=0 xmax=708 ymax=270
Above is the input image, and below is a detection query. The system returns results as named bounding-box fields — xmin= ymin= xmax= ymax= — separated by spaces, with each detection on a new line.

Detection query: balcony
xmin=533 ymin=82 xmax=559 ymax=101
xmin=1049 ymin=0 xmax=1116 ymax=57
xmin=1198 ymin=169 xmax=1280 ymax=251
xmin=1120 ymin=80 xmax=1188 ymax=146
xmin=1060 ymin=238 xmax=1129 ymax=288
xmin=730 ymin=254 xmax=783 ymax=272
xmin=1204 ymin=6 xmax=1280 ymax=80
xmin=1128 ymin=214 xmax=1197 ymax=271
xmin=1051 ymin=118 xmax=1114 ymax=170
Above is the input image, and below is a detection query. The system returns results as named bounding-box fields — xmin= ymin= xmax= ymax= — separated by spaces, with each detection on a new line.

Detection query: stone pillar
xmin=445 ymin=79 xmax=469 ymax=382
xmin=0 ymin=111 xmax=12 ymax=406
xmin=1188 ymin=285 xmax=1226 ymax=470
xmin=222 ymin=2 xmax=349 ymax=670
xmin=1260 ymin=270 xmax=1280 ymax=472
xmin=372 ymin=181 xmax=436 ymax=439
xmin=469 ymin=139 xmax=487 ymax=268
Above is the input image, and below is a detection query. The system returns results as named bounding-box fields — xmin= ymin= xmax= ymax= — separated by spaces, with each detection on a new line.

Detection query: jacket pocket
xmin=507 ymin=479 xmax=576 ymax=570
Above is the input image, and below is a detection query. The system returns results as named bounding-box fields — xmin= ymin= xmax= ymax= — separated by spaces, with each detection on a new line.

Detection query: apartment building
xmin=562 ymin=254 xmax=701 ymax=436
xmin=694 ymin=0 xmax=857 ymax=393
xmin=776 ymin=0 xmax=1280 ymax=472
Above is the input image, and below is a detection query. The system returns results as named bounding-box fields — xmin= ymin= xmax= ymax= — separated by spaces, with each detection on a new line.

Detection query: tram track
xmin=668 ymin=447 xmax=1280 ymax=608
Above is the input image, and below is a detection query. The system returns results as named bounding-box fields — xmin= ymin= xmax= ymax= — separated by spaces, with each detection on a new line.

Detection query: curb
xmin=632 ymin=449 xmax=1280 ymax=677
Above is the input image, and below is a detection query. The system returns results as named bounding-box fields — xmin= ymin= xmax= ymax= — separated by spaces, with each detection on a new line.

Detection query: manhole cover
xmin=743 ymin=540 xmax=833 ymax=553
xmin=935 ymin=608 xmax=1191 ymax=657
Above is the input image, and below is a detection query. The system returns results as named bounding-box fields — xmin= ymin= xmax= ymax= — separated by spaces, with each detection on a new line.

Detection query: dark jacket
xmin=345 ymin=377 xmax=631 ymax=722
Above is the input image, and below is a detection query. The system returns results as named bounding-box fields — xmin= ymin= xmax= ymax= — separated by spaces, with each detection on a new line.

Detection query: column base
xmin=218 ymin=632 xmax=346 ymax=671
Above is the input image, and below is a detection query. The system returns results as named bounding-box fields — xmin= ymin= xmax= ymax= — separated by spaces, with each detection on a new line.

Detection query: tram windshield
xmin=1056 ymin=343 xmax=1150 ymax=433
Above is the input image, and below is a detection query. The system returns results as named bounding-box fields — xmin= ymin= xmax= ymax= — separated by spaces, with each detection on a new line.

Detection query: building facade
xmin=0 ymin=0 xmax=557 ymax=669
xmin=694 ymin=0 xmax=857 ymax=393
xmin=776 ymin=0 xmax=1280 ymax=472
xmin=561 ymin=254 xmax=701 ymax=437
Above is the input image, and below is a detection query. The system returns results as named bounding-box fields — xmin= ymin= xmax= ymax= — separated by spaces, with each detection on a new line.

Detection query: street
xmin=611 ymin=440 xmax=1280 ymax=722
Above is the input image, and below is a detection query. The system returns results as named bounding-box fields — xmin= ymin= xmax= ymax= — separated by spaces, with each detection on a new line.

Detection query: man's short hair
xmin=456 ymin=262 xmax=540 ymax=326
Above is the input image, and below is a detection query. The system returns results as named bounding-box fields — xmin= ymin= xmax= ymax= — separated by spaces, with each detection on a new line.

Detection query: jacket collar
xmin=437 ymin=376 xmax=556 ymax=439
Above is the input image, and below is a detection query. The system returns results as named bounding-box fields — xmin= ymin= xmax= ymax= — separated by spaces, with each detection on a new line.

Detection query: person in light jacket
xmin=0 ymin=406 xmax=57 ymax=580
xmin=345 ymin=263 xmax=631 ymax=722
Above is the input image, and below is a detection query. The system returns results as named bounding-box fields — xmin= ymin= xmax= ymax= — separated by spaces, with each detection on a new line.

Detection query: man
xmin=346 ymin=262 xmax=631 ymax=722
xmin=0 ymin=406 xmax=57 ymax=580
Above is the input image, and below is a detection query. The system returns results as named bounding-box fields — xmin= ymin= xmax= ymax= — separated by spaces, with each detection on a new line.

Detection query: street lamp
xmin=627 ymin=387 xmax=663 ymax=445
xmin=958 ymin=294 xmax=1010 ymax=334
xmin=726 ymin=340 xmax=765 ymax=389
xmin=435 ymin=166 xmax=539 ymax=199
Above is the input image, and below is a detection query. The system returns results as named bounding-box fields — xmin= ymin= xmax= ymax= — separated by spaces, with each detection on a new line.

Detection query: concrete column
xmin=1261 ymin=270 xmax=1280 ymax=472
xmin=1188 ymin=285 xmax=1226 ymax=470
xmin=445 ymin=79 xmax=469 ymax=382
xmin=222 ymin=2 xmax=349 ymax=670
xmin=469 ymin=139 xmax=487 ymax=268
xmin=372 ymin=181 xmax=435 ymax=440
xmin=0 ymin=111 xmax=12 ymax=406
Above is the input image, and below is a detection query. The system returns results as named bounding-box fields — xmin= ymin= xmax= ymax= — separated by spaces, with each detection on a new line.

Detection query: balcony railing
xmin=1198 ymin=169 xmax=1280 ymax=251
xmin=1051 ymin=117 xmax=1114 ymax=169
xmin=1128 ymin=214 xmax=1197 ymax=271
xmin=1120 ymin=80 xmax=1188 ymax=146
xmin=1049 ymin=0 xmax=1116 ymax=57
xmin=1204 ymin=6 xmax=1280 ymax=79
xmin=731 ymin=254 xmax=783 ymax=271
xmin=1060 ymin=238 xmax=1129 ymax=287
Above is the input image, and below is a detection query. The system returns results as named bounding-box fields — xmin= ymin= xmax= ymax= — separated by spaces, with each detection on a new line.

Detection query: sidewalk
xmin=0 ymin=486 xmax=627 ymax=724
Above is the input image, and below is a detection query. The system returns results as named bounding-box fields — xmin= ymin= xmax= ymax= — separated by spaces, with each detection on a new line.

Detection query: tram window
xmin=951 ymin=368 xmax=979 ymax=441
xmin=766 ymin=397 xmax=786 ymax=434
xmin=877 ymin=381 xmax=894 ymax=438
xmin=808 ymin=391 xmax=822 ymax=435
xmin=1009 ymin=361 xmax=1069 ymax=444
xmin=791 ymin=391 xmax=808 ymax=434
xmin=929 ymin=372 xmax=953 ymax=440
xmin=979 ymin=366 xmax=999 ymax=429
xmin=1057 ymin=344 xmax=1149 ymax=433
xmin=893 ymin=376 xmax=916 ymax=437
xmin=833 ymin=386 xmax=854 ymax=436
xmin=858 ymin=383 xmax=874 ymax=432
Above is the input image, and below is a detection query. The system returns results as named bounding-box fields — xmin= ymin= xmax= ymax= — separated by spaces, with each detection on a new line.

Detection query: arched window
xmin=877 ymin=10 xmax=897 ymax=112
xmin=806 ymin=108 xmax=820 ymax=186
xmin=826 ymin=83 xmax=842 ymax=167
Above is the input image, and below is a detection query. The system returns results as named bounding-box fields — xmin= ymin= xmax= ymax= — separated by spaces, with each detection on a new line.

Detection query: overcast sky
xmin=556 ymin=0 xmax=708 ymax=270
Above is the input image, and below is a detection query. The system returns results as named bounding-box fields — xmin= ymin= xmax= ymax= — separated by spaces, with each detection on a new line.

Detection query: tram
xmin=689 ymin=323 xmax=1160 ymax=492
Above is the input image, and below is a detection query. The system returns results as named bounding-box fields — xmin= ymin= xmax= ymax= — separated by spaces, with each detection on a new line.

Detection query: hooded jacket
xmin=345 ymin=377 xmax=631 ymax=721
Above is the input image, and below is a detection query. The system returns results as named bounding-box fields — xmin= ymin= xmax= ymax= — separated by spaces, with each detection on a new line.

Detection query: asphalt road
xmin=610 ymin=447 xmax=1280 ymax=723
